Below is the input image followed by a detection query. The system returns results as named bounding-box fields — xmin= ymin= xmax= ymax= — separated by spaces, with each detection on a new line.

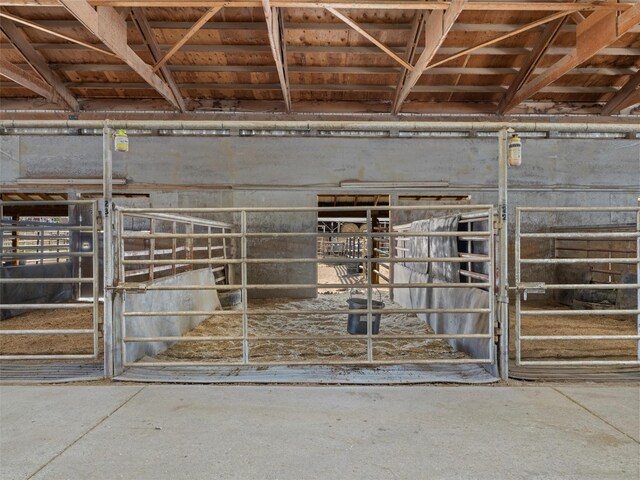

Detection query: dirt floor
xmin=0 ymin=305 xmax=103 ymax=357
xmin=155 ymin=290 xmax=467 ymax=363
xmin=509 ymin=300 xmax=637 ymax=362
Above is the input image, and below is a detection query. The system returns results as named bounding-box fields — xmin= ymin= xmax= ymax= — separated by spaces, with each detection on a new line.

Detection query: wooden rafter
xmin=392 ymin=0 xmax=465 ymax=114
xmin=262 ymin=0 xmax=291 ymax=112
xmin=392 ymin=11 xmax=425 ymax=110
xmin=0 ymin=17 xmax=79 ymax=111
xmin=601 ymin=69 xmax=640 ymax=115
xmin=325 ymin=7 xmax=413 ymax=71
xmin=0 ymin=57 xmax=57 ymax=102
xmin=502 ymin=4 xmax=640 ymax=113
xmin=131 ymin=7 xmax=187 ymax=112
xmin=423 ymin=10 xmax=575 ymax=72
xmin=0 ymin=10 xmax=116 ymax=57
xmin=498 ymin=14 xmax=569 ymax=114
xmin=59 ymin=0 xmax=181 ymax=110
xmin=152 ymin=6 xmax=221 ymax=72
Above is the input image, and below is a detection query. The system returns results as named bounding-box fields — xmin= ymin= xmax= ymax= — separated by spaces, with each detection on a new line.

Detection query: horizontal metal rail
xmin=517 ymin=360 xmax=640 ymax=367
xmin=121 ymin=256 xmax=491 ymax=265
xmin=2 ymin=251 xmax=94 ymax=258
xmin=0 ymin=278 xmax=95 ymax=283
xmin=121 ymin=231 xmax=491 ymax=239
xmin=521 ymin=232 xmax=638 ymax=239
xmin=123 ymin=333 xmax=493 ymax=343
xmin=0 ymin=354 xmax=97 ymax=361
xmin=520 ymin=335 xmax=639 ymax=341
xmin=521 ymin=309 xmax=639 ymax=316
xmin=124 ymin=358 xmax=493 ymax=368
xmin=117 ymin=282 xmax=490 ymax=290
xmin=0 ymin=226 xmax=93 ymax=232
xmin=123 ymin=308 xmax=490 ymax=316
xmin=518 ymin=207 xmax=640 ymax=212
xmin=119 ymin=205 xmax=494 ymax=214
xmin=0 ymin=329 xmax=94 ymax=335
xmin=0 ymin=303 xmax=94 ymax=310
xmin=519 ymin=257 xmax=638 ymax=264
xmin=540 ymin=283 xmax=640 ymax=290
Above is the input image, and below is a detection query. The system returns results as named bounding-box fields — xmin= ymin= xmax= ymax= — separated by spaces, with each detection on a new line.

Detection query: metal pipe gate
xmin=0 ymin=200 xmax=101 ymax=361
xmin=112 ymin=205 xmax=497 ymax=373
xmin=515 ymin=206 xmax=640 ymax=367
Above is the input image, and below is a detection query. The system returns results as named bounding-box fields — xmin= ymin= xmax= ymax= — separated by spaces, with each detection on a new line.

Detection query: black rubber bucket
xmin=346 ymin=297 xmax=384 ymax=335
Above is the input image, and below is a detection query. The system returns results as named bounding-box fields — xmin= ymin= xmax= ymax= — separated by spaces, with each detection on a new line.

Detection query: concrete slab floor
xmin=0 ymin=385 xmax=638 ymax=480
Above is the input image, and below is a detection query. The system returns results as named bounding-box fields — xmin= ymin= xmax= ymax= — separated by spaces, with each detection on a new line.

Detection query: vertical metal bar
xmin=241 ymin=210 xmax=249 ymax=364
xmin=92 ymin=201 xmax=99 ymax=358
xmin=102 ymin=124 xmax=114 ymax=378
xmin=515 ymin=208 xmax=522 ymax=366
xmin=388 ymin=204 xmax=395 ymax=301
xmin=207 ymin=225 xmax=212 ymax=272
xmin=149 ymin=218 xmax=155 ymax=281
xmin=498 ymin=127 xmax=509 ymax=381
xmin=171 ymin=221 xmax=177 ymax=276
xmin=366 ymin=208 xmax=373 ymax=363
xmin=187 ymin=222 xmax=194 ymax=271
xmin=488 ymin=207 xmax=496 ymax=365
xmin=636 ymin=207 xmax=639 ymax=361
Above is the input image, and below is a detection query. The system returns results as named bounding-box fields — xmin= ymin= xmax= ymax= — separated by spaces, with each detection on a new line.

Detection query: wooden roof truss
xmin=0 ymin=1 xmax=638 ymax=117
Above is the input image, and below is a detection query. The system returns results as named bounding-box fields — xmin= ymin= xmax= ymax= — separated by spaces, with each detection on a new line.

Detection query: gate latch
xmin=114 ymin=283 xmax=148 ymax=294
xmin=517 ymin=282 xmax=546 ymax=300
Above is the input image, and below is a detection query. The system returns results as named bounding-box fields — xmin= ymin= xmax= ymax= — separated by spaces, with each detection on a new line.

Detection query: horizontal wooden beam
xmin=0 ymin=80 xmax=618 ymax=94
xmin=0 ymin=1 xmax=634 ymax=12
xmin=21 ymin=19 xmax=640 ymax=34
xmin=28 ymin=64 xmax=639 ymax=77
xmin=2 ymin=97 xmax=631 ymax=117
xmin=6 ymin=42 xmax=639 ymax=57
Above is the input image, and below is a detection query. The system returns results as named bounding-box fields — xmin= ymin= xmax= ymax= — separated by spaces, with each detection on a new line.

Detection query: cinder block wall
xmin=2 ymin=135 xmax=638 ymax=291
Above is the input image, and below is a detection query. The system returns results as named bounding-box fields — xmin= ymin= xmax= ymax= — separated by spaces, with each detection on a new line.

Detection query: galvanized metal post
xmin=102 ymin=124 xmax=114 ymax=377
xmin=498 ymin=128 xmax=510 ymax=381
xmin=636 ymin=204 xmax=639 ymax=362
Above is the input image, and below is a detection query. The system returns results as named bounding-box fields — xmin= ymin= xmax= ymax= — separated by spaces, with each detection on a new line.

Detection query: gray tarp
xmin=1 ymin=263 xmax=73 ymax=320
xmin=395 ymin=214 xmax=496 ymax=376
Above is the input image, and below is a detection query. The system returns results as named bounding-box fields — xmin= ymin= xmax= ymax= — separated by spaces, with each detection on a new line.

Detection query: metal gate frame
xmin=514 ymin=206 xmax=640 ymax=367
xmin=111 ymin=204 xmax=498 ymax=374
xmin=0 ymin=199 xmax=101 ymax=361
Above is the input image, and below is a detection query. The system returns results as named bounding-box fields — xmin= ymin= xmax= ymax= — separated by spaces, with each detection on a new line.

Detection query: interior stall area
xmin=0 ymin=196 xmax=101 ymax=363
xmin=513 ymin=207 xmax=639 ymax=367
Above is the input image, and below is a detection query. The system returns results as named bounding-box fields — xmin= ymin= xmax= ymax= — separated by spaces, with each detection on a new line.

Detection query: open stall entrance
xmin=511 ymin=206 xmax=640 ymax=381
xmin=112 ymin=203 xmax=498 ymax=384
xmin=0 ymin=197 xmax=102 ymax=382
